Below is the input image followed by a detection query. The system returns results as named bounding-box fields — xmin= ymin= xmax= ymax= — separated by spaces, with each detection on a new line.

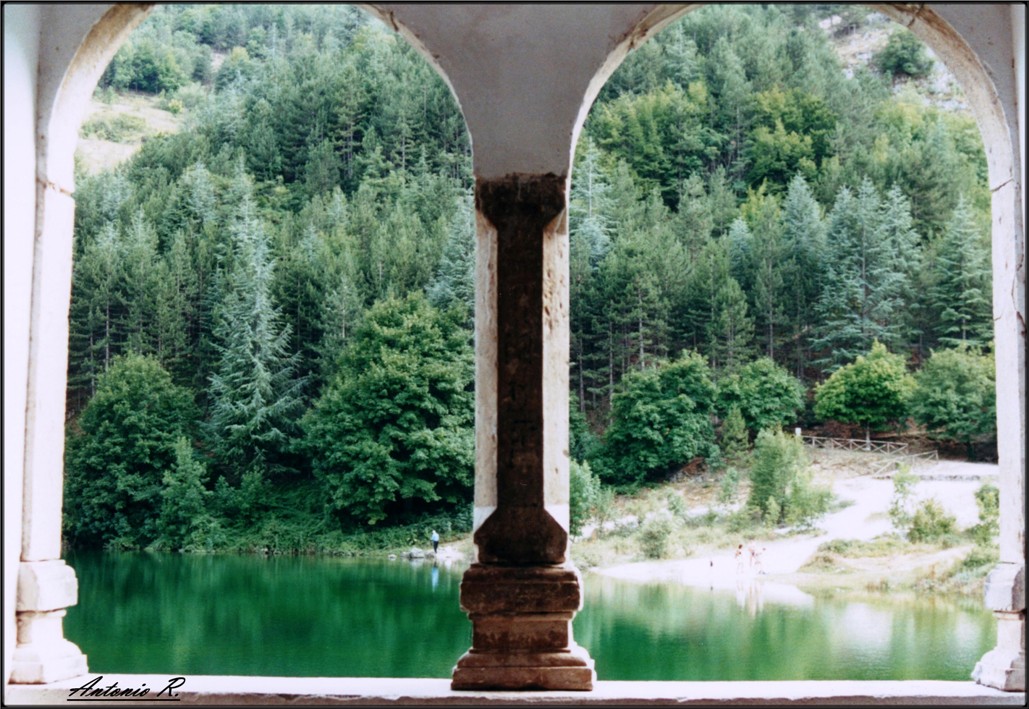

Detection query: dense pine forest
xmin=64 ymin=4 xmax=996 ymax=553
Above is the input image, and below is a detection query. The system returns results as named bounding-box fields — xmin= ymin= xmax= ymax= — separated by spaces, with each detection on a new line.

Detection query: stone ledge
xmin=4 ymin=676 xmax=1025 ymax=706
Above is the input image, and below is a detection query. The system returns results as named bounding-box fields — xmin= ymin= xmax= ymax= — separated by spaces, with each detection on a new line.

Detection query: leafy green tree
xmin=719 ymin=406 xmax=750 ymax=460
xmin=597 ymin=352 xmax=718 ymax=486
xmin=64 ymin=354 xmax=197 ymax=549
xmin=718 ymin=357 xmax=805 ymax=436
xmin=301 ymin=293 xmax=474 ymax=526
xmin=875 ymin=30 xmax=933 ymax=81
xmin=747 ymin=428 xmax=827 ymax=527
xmin=909 ymin=346 xmax=995 ymax=458
xmin=814 ymin=340 xmax=914 ymax=442
xmin=588 ymin=82 xmax=716 ymax=208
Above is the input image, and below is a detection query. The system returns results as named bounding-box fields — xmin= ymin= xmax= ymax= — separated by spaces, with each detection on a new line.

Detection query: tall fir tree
xmin=779 ymin=174 xmax=825 ymax=377
xmin=207 ymin=181 xmax=305 ymax=488
xmin=812 ymin=179 xmax=909 ymax=370
xmin=931 ymin=195 xmax=993 ymax=348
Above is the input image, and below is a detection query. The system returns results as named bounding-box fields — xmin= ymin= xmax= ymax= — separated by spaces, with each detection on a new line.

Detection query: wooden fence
xmin=798 ymin=434 xmax=938 ymax=477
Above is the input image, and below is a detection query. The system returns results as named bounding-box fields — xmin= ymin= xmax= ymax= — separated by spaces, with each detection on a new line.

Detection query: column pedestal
xmin=974 ymin=563 xmax=1025 ymax=691
xmin=452 ymin=564 xmax=595 ymax=690
xmin=11 ymin=560 xmax=88 ymax=683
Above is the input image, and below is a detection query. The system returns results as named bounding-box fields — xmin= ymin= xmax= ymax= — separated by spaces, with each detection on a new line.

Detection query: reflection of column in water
xmin=431 ymin=563 xmax=439 ymax=591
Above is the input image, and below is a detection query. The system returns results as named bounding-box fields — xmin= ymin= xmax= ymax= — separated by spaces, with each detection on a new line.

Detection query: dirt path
xmin=592 ymin=458 xmax=996 ymax=593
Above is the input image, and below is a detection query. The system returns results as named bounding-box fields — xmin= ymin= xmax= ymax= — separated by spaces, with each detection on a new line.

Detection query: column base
xmin=11 ymin=608 xmax=88 ymax=684
xmin=452 ymin=644 xmax=595 ymax=690
xmin=451 ymin=563 xmax=596 ymax=690
xmin=974 ymin=646 xmax=1026 ymax=691
xmin=10 ymin=638 xmax=88 ymax=684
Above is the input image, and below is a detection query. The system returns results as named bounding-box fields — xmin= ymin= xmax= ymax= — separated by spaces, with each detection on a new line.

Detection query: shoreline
xmin=583 ymin=458 xmax=994 ymax=596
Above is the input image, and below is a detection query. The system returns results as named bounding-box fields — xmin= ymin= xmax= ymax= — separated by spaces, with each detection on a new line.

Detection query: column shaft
xmin=12 ymin=185 xmax=88 ymax=683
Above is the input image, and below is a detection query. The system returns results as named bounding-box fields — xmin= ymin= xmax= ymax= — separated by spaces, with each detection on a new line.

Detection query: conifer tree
xmin=427 ymin=192 xmax=475 ymax=319
xmin=741 ymin=187 xmax=785 ymax=358
xmin=159 ymin=436 xmax=214 ymax=551
xmin=207 ymin=183 xmax=305 ymax=487
xmin=813 ymin=179 xmax=909 ymax=369
xmin=779 ymin=174 xmax=825 ymax=376
xmin=932 ymin=195 xmax=992 ymax=348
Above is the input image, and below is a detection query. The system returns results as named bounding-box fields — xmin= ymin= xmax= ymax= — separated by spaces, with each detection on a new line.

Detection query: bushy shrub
xmin=888 ymin=463 xmax=919 ymax=534
xmin=908 ymin=498 xmax=957 ymax=543
xmin=81 ymin=114 xmax=148 ymax=142
xmin=718 ymin=466 xmax=740 ymax=508
xmin=969 ymin=483 xmax=999 ymax=547
xmin=570 ymin=460 xmax=602 ymax=537
xmin=667 ymin=492 xmax=689 ymax=522
xmin=639 ymin=515 xmax=677 ymax=559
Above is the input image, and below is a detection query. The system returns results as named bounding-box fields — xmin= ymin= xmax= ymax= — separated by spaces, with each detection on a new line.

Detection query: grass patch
xmin=81 ymin=114 xmax=147 ymax=142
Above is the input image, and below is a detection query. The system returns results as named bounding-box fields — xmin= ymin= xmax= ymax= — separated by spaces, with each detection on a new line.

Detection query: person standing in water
xmin=430 ymin=529 xmax=439 ymax=554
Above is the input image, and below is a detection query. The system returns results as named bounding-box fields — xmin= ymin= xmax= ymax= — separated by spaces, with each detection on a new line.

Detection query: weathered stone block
xmin=459 ymin=564 xmax=582 ymax=615
xmin=452 ymin=644 xmax=595 ymax=690
xmin=17 ymin=560 xmax=78 ymax=612
xmin=984 ymin=563 xmax=1026 ymax=613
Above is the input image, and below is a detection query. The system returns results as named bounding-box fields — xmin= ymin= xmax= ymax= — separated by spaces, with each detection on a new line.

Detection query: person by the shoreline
xmin=430 ymin=529 xmax=439 ymax=554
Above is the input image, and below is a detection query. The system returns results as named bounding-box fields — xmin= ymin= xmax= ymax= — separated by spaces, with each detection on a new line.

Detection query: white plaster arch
xmin=562 ymin=1 xmax=1024 ymax=689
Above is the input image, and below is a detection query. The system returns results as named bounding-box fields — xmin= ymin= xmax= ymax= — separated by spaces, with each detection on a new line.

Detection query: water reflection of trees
xmin=65 ymin=553 xmax=994 ymax=680
xmin=575 ymin=574 xmax=994 ymax=680
xmin=66 ymin=552 xmax=470 ymax=676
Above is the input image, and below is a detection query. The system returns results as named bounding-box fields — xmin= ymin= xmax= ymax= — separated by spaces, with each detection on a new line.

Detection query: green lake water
xmin=65 ymin=551 xmax=994 ymax=680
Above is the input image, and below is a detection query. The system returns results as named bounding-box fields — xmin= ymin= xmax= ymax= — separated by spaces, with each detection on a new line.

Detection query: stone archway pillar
xmin=451 ymin=174 xmax=595 ymax=691
xmin=973 ymin=178 xmax=1026 ymax=692
xmin=11 ymin=183 xmax=88 ymax=683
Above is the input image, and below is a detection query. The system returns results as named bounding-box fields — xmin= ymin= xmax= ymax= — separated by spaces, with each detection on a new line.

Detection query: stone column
xmin=972 ymin=179 xmax=1025 ymax=692
xmin=11 ymin=185 xmax=88 ymax=683
xmin=451 ymin=174 xmax=594 ymax=690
